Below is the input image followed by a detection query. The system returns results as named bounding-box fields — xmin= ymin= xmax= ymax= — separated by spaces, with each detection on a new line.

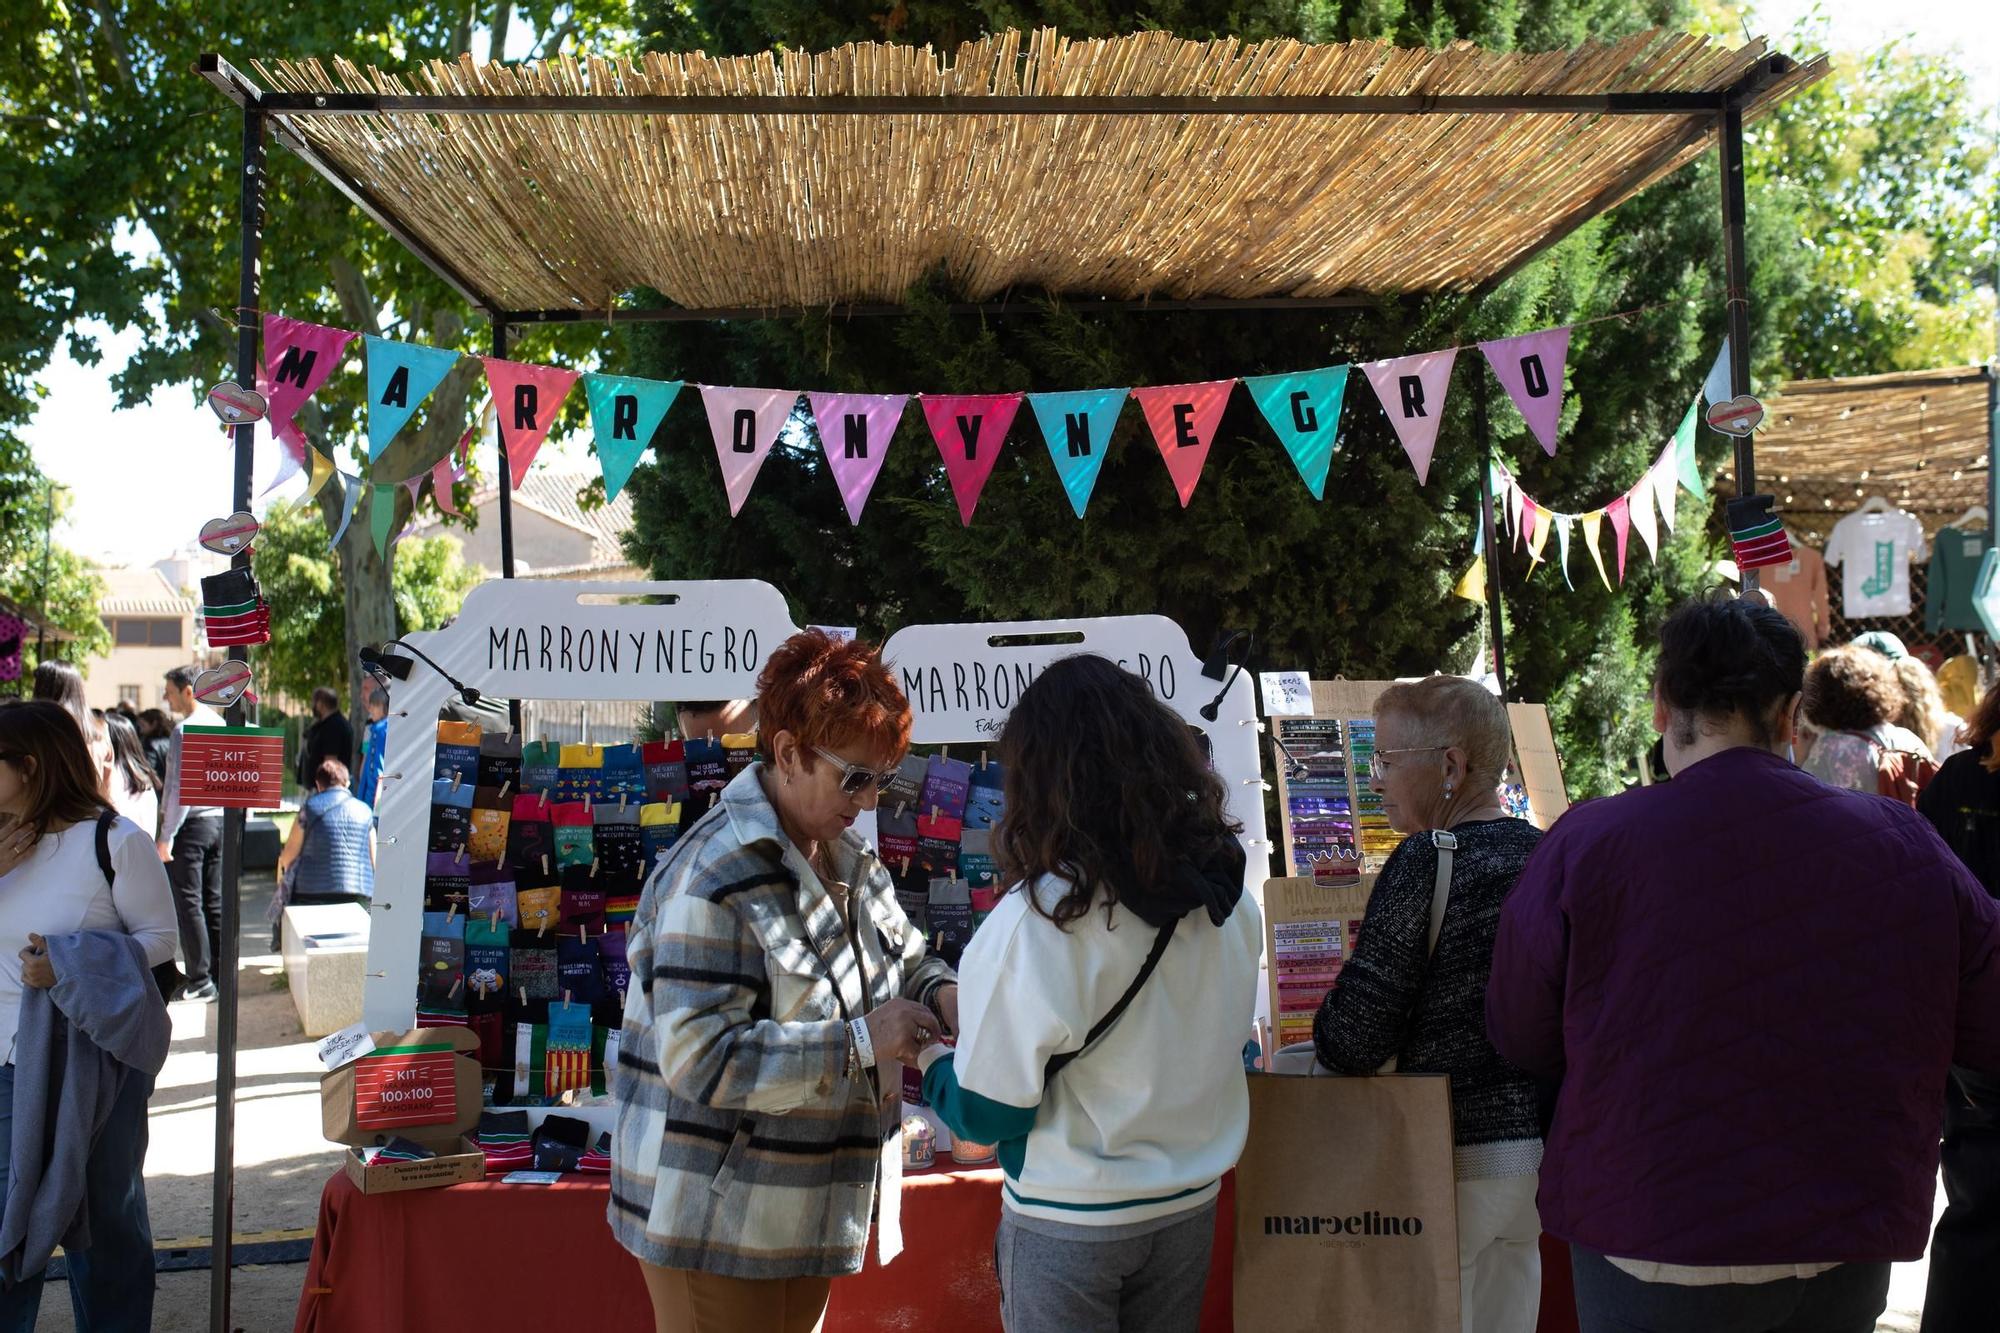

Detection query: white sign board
xmin=1259 ymin=671 xmax=1313 ymax=716
xmin=364 ymin=579 xmax=801 ymax=1029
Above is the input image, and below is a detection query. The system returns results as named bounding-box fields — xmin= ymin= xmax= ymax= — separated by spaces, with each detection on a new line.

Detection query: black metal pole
xmin=210 ymin=103 xmax=264 ymax=1333
xmin=492 ymin=317 xmax=522 ymax=732
xmin=1718 ymin=94 xmax=1758 ymax=596
xmin=1474 ymin=374 xmax=1510 ymax=699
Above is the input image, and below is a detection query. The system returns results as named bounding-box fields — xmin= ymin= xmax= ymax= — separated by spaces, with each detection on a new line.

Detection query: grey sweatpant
xmin=995 ymin=1201 xmax=1217 ymax=1333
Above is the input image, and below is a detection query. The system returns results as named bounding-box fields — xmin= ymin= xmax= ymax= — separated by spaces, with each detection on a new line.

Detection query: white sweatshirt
xmin=920 ymin=874 xmax=1261 ymax=1227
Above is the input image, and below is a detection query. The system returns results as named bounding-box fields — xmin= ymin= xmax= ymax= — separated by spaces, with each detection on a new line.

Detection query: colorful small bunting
xmin=263 ymin=317 xmax=356 ymax=456
xmin=1628 ymin=471 xmax=1659 ymax=560
xmin=1672 ymin=398 xmax=1706 ymax=499
xmin=1478 ymin=327 xmax=1570 ymax=457
xmin=365 ymin=336 xmax=461 ymax=461
xmin=1554 ymin=514 xmax=1575 ymax=589
xmin=701 ymin=386 xmax=798 ymax=518
xmin=1703 ymin=337 xmax=1735 ymax=407
xmin=1652 ymin=453 xmax=1679 ymax=532
xmin=1526 ymin=503 xmax=1552 ymax=564
xmin=1579 ymin=509 xmax=1613 ymax=591
xmin=919 ymin=393 xmax=1023 ymax=526
xmin=584 ymin=374 xmax=683 ymax=502
xmin=328 ymin=470 xmax=362 ymax=550
xmin=808 ymin=392 xmax=908 ymax=525
xmin=1027 ymin=388 xmax=1128 ymax=519
xmin=371 ymin=482 xmax=397 ymax=556
xmin=299 ymin=446 xmax=337 ymax=509
xmin=1132 ymin=380 xmax=1234 ymax=508
xmin=1453 ymin=555 xmax=1487 ymax=603
xmin=1605 ymin=496 xmax=1631 ymax=583
xmin=483 ymin=359 xmax=580 ymax=487
xmin=1362 ymin=350 xmax=1458 ymax=485
xmin=1243 ymin=368 xmax=1349 ymax=500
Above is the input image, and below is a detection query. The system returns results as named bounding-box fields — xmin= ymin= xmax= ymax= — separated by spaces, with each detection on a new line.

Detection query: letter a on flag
xmin=808 ymin=392 xmax=907 ymax=525
xmin=1243 ymin=367 xmax=1349 ymax=500
xmin=1132 ymin=380 xmax=1235 ymax=508
xmin=482 ymin=359 xmax=580 ymax=487
xmin=1478 ymin=326 xmax=1570 ymax=457
xmin=1361 ymin=349 xmax=1458 ymax=484
xmin=919 ymin=393 xmax=1023 ymax=526
xmin=364 ymin=336 xmax=461 ymax=461
xmin=1027 ymin=388 xmax=1128 ymax=519
xmin=583 ymin=374 xmax=682 ymax=502
xmin=263 ymin=316 xmax=355 ymax=456
xmin=701 ymin=386 xmax=797 ymax=517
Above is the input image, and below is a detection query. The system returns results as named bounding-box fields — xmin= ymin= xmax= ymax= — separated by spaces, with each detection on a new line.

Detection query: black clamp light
xmin=360 ymin=640 xmax=480 ymax=706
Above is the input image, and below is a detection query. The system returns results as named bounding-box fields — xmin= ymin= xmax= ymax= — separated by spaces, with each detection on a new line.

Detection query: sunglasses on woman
xmin=811 ymin=746 xmax=900 ymax=796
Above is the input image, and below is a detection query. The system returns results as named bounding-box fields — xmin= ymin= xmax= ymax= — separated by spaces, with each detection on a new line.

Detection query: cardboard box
xmin=322 ymin=1027 xmax=487 ymax=1194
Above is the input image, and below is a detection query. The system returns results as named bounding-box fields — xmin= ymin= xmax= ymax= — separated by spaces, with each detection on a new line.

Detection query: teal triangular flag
xmin=370 ymin=482 xmax=397 ymax=556
xmin=1244 ymin=367 xmax=1350 ymax=500
xmin=1027 ymin=388 xmax=1128 ymax=519
xmin=584 ymin=373 xmax=683 ymax=501
xmin=364 ymin=336 xmax=461 ymax=460
xmin=1673 ymin=397 xmax=1706 ymax=499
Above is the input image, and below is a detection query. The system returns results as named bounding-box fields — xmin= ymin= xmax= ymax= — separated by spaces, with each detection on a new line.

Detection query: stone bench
xmin=282 ymin=902 xmax=370 ymax=1038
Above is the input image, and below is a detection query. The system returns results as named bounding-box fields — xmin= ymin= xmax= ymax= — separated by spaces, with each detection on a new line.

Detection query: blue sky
xmin=24 ymin=1 xmax=1996 ymax=568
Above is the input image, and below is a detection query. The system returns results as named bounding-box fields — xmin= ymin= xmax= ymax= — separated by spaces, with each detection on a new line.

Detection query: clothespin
xmin=580 ymin=922 xmax=589 ymax=943
xmin=451 ymin=769 xmax=463 ymax=793
xmin=499 ymin=779 xmax=512 ymax=800
xmin=540 ymin=789 xmax=550 ymax=809
xmin=449 ymin=976 xmax=462 ymax=998
xmin=940 ymin=745 xmax=949 ymax=760
xmin=897 ymin=802 xmax=908 ymax=820
xmin=900 ymin=856 xmax=911 ymax=876
xmin=446 ymin=900 xmax=458 ymax=922
xmin=455 ymin=844 xmax=467 ymax=865
xmin=563 ymin=989 xmax=573 ymax=1006
xmin=707 ymin=730 xmax=715 ymax=744
xmin=518 ymin=986 xmax=528 ymax=1007
xmin=542 ymin=854 xmax=551 ymax=876
xmin=490 ymin=909 xmax=501 ymax=930
xmin=539 ymin=919 xmax=549 ymax=939
xmin=931 ymin=806 xmax=940 ymax=821
xmin=586 ymin=794 xmax=594 ymax=813
xmin=980 ymin=749 xmax=988 ymax=771
xmin=590 ymin=857 xmax=600 ymax=878
xmin=620 ymin=793 xmax=628 ymax=811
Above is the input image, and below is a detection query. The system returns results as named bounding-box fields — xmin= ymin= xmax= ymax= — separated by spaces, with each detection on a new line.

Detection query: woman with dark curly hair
xmin=919 ymin=655 xmax=1260 ymax=1333
xmin=1800 ymin=644 xmax=1934 ymax=792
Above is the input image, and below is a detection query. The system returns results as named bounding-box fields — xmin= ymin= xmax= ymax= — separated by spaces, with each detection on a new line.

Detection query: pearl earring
xmin=1443 ymin=784 xmax=1455 ymax=798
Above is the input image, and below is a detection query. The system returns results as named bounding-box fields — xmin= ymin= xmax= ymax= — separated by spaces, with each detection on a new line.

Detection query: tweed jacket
xmin=609 ymin=763 xmax=956 ymax=1278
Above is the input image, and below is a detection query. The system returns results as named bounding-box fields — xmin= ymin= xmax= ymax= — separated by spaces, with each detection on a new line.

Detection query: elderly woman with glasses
xmin=1312 ymin=675 xmax=1546 ymax=1333
xmin=610 ymin=628 xmax=958 ymax=1333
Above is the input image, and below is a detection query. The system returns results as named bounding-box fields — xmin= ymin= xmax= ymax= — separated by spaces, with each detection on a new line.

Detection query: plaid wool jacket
xmin=608 ymin=763 xmax=955 ymax=1278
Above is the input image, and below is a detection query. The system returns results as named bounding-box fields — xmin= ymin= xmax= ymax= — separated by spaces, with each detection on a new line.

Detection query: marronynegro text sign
xmin=177 ymin=725 xmax=285 ymax=809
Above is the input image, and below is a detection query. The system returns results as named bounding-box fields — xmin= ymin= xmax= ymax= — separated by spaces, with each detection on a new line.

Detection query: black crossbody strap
xmin=94 ymin=808 xmax=118 ymax=884
xmin=1043 ymin=919 xmax=1177 ymax=1084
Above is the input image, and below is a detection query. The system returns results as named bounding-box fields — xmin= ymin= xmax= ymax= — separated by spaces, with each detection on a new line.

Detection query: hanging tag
xmin=207 ymin=381 xmax=269 ymax=425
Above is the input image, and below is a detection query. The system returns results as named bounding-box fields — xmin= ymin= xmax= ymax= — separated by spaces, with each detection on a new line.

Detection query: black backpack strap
xmin=1043 ymin=919 xmax=1177 ymax=1084
xmin=95 ymin=808 xmax=118 ymax=886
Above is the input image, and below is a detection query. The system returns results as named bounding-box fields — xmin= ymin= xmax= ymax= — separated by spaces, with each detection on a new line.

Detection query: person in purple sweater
xmin=1489 ymin=595 xmax=2000 ymax=1333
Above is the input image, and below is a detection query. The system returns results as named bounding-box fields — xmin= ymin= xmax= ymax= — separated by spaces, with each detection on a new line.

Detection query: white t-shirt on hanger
xmin=1825 ymin=506 xmax=1927 ymax=619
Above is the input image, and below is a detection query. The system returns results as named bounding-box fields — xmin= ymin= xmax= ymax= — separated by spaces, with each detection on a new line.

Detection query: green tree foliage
xmin=253 ymin=500 xmax=482 ymax=707
xmin=0 ymin=468 xmax=111 ymax=673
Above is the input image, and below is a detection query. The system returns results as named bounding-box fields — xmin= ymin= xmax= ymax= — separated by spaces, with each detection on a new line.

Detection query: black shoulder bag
xmin=1042 ymin=919 xmax=1178 ymax=1084
xmin=95 ymin=809 xmax=183 ymax=1003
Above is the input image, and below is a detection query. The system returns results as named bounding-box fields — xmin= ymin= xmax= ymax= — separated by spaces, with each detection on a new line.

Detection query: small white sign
xmin=503 ymin=1170 xmax=565 ymax=1185
xmin=316 ymin=1022 xmax=376 ymax=1071
xmin=811 ymin=624 xmax=859 ymax=643
xmin=1259 ymin=671 xmax=1314 ymax=717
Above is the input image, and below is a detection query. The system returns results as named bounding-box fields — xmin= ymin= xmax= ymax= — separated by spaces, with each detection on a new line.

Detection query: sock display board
xmin=366 ymin=578 xmax=801 ymax=1033
xmin=1263 ymin=872 xmax=1376 ymax=1056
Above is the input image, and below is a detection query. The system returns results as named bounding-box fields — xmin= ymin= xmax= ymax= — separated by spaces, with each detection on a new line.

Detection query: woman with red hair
xmin=610 ymin=629 xmax=958 ymax=1333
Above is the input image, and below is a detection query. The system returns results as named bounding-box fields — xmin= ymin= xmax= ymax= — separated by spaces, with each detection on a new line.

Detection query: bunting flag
xmin=1605 ymin=495 xmax=1631 ymax=583
xmin=1243 ymin=367 xmax=1349 ymax=500
xmin=431 ymin=426 xmax=471 ymax=517
xmin=1526 ymin=503 xmax=1552 ymax=564
xmin=1627 ymin=471 xmax=1659 ymax=560
xmin=300 ymin=445 xmax=337 ymax=509
xmin=371 ymin=482 xmax=397 ymax=556
xmin=483 ymin=359 xmax=580 ymax=487
xmin=1453 ymin=555 xmax=1486 ymax=603
xmin=1652 ymin=452 xmax=1680 ymax=532
xmin=328 ymin=470 xmax=362 ymax=550
xmin=1555 ymin=513 xmax=1575 ymax=589
xmin=1027 ymin=388 xmax=1127 ymax=519
xmin=263 ymin=317 xmax=356 ymax=455
xmin=1672 ymin=398 xmax=1706 ymax=499
xmin=1703 ymin=337 xmax=1735 ymax=407
xmin=920 ymin=393 xmax=1022 ymax=526
xmin=1508 ymin=473 xmax=1526 ymax=548
xmin=1362 ymin=349 xmax=1458 ymax=484
xmin=365 ymin=336 xmax=461 ymax=461
xmin=1133 ymin=380 xmax=1234 ymax=508
xmin=1478 ymin=327 xmax=1570 ymax=457
xmin=1580 ymin=509 xmax=1613 ymax=591
xmin=701 ymin=386 xmax=798 ymax=517
xmin=808 ymin=391 xmax=908 ymax=525
xmin=584 ymin=373 xmax=682 ymax=502
xmin=1520 ymin=497 xmax=1537 ymax=555
xmin=259 ymin=435 xmax=303 ymax=496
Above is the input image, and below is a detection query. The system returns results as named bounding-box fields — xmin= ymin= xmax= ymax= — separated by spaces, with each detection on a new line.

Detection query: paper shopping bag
xmin=1234 ymin=1072 xmax=1459 ymax=1333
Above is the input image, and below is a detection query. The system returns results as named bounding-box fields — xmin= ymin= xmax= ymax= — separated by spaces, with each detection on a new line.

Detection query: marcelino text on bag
xmin=1263 ymin=1211 xmax=1426 ymax=1237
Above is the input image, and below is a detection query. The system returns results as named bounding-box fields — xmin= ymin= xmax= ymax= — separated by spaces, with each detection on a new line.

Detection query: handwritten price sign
xmin=353 ymin=1045 xmax=460 ymax=1130
xmin=177 ymin=725 xmax=285 ymax=810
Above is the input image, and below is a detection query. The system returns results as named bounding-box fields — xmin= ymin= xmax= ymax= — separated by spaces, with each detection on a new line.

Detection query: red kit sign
xmin=352 ymin=1045 xmax=460 ymax=1130
xmin=176 ymin=725 xmax=285 ymax=810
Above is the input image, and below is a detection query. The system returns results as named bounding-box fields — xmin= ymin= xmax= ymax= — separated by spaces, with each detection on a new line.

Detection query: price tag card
xmin=353 ymin=1042 xmax=459 ymax=1130
xmin=178 ymin=725 xmax=286 ymax=809
xmin=317 ymin=1022 xmax=376 ymax=1071
xmin=1259 ymin=671 xmax=1313 ymax=717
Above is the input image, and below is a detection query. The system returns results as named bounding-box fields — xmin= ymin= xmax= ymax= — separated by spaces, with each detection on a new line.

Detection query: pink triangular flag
xmin=919 ymin=394 xmax=1023 ymax=526
xmin=1521 ymin=500 xmax=1539 ymax=552
xmin=1605 ymin=495 xmax=1631 ymax=583
xmin=1361 ymin=349 xmax=1458 ymax=484
xmin=808 ymin=392 xmax=908 ymax=526
xmin=431 ymin=452 xmax=462 ymax=516
xmin=1526 ymin=503 xmax=1553 ymax=564
xmin=1478 ymin=327 xmax=1571 ymax=457
xmin=263 ymin=317 xmax=356 ymax=460
xmin=1131 ymin=380 xmax=1235 ymax=508
xmin=701 ymin=386 xmax=798 ymax=517
xmin=1627 ymin=471 xmax=1659 ymax=560
xmin=481 ymin=358 xmax=579 ymax=487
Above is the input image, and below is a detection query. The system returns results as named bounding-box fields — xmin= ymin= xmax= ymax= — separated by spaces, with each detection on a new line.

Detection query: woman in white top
xmin=101 ymin=710 xmax=161 ymax=837
xmin=0 ymin=700 xmax=176 ymax=1328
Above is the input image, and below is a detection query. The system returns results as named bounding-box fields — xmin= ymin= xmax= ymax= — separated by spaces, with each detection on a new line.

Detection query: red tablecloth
xmin=292 ymin=1167 xmax=1577 ymax=1332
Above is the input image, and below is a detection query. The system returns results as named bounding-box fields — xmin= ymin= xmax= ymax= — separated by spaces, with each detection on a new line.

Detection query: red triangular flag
xmin=481 ymin=358 xmax=580 ymax=487
xmin=1131 ymin=381 xmax=1235 ymax=508
xmin=919 ymin=394 xmax=1023 ymax=526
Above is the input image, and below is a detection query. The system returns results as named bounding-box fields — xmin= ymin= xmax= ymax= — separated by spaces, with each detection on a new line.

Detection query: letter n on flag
xmin=482 ymin=358 xmax=580 ymax=487
xmin=1132 ymin=380 xmax=1235 ymax=508
xmin=919 ymin=394 xmax=1023 ymax=526
xmin=1361 ymin=349 xmax=1458 ymax=484
xmin=700 ymin=386 xmax=799 ymax=517
xmin=808 ymin=392 xmax=908 ymax=525
xmin=1477 ymin=326 xmax=1570 ymax=457
xmin=1026 ymin=388 xmax=1128 ymax=519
